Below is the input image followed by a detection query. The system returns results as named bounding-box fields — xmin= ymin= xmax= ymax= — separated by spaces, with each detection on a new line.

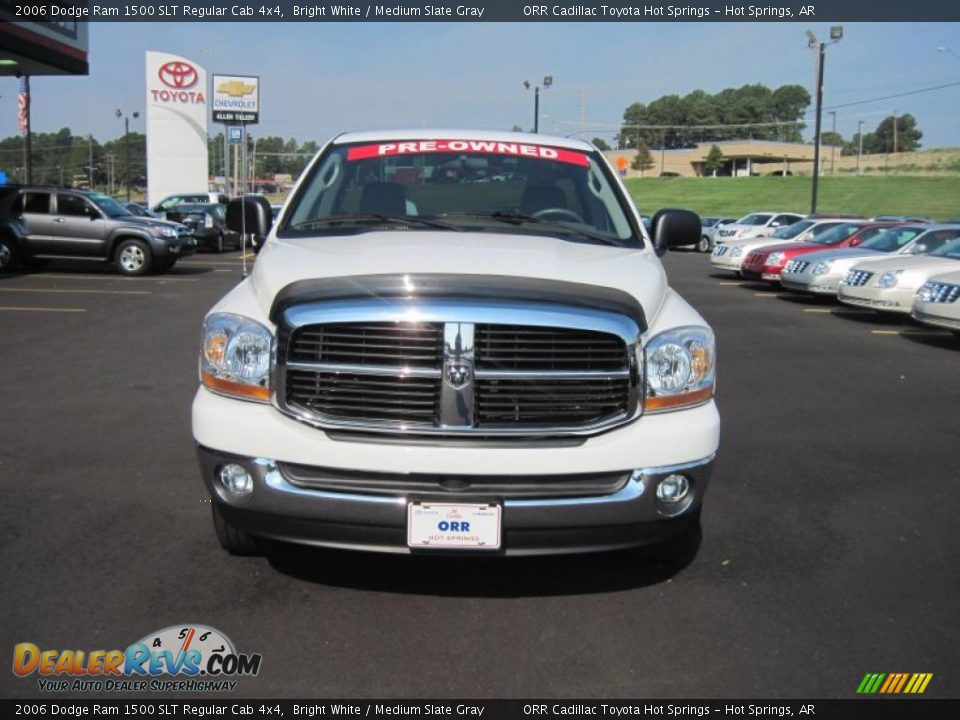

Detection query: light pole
xmin=523 ymin=76 xmax=553 ymax=133
xmin=937 ymin=46 xmax=960 ymax=63
xmin=115 ymin=109 xmax=140 ymax=202
xmin=806 ymin=26 xmax=843 ymax=214
xmin=828 ymin=110 xmax=837 ymax=175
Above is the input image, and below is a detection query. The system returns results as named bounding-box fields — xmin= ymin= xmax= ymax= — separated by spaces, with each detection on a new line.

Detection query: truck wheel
xmin=0 ymin=237 xmax=18 ymax=272
xmin=115 ymin=239 xmax=153 ymax=276
xmin=212 ymin=504 xmax=265 ymax=556
xmin=697 ymin=236 xmax=711 ymax=253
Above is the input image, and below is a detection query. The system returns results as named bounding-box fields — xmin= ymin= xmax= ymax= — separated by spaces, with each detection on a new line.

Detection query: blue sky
xmin=2 ymin=21 xmax=960 ymax=147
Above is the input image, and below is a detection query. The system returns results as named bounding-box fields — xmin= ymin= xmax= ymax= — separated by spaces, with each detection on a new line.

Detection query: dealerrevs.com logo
xmin=13 ymin=624 xmax=262 ymax=693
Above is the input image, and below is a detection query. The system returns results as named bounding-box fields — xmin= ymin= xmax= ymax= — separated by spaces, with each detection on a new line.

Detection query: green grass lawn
xmin=624 ymin=176 xmax=960 ymax=221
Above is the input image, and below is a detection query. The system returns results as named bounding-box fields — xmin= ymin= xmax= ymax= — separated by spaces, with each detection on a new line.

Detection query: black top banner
xmin=4 ymin=0 xmax=960 ymax=22
xmin=1 ymin=700 xmax=959 ymax=719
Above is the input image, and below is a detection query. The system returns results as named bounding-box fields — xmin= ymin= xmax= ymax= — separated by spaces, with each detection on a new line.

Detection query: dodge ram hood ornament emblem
xmin=445 ymin=363 xmax=472 ymax=388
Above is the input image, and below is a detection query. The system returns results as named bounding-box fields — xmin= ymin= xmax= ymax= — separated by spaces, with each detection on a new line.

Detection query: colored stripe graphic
xmin=857 ymin=673 xmax=932 ymax=694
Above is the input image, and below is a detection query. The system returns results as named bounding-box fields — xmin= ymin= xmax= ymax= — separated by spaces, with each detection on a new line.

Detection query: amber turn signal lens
xmin=201 ymin=371 xmax=270 ymax=402
xmin=645 ymin=386 xmax=714 ymax=412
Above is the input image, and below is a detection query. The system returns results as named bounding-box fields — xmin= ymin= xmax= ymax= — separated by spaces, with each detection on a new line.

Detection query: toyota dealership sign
xmin=145 ymin=51 xmax=209 ymax=207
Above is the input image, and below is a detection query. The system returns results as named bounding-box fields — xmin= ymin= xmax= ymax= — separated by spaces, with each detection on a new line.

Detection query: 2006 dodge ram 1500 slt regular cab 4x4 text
xmin=191 ymin=131 xmax=720 ymax=557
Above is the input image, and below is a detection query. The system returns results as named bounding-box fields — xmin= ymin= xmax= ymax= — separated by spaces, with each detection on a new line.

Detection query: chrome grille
xmin=922 ymin=282 xmax=960 ymax=303
xmin=712 ymin=245 xmax=728 ymax=256
xmin=786 ymin=260 xmax=810 ymax=274
xmin=289 ymin=322 xmax=443 ymax=367
xmin=845 ymin=270 xmax=874 ymax=287
xmin=476 ymin=378 xmax=629 ymax=425
xmin=277 ymin=305 xmax=639 ymax=437
xmin=286 ymin=370 xmax=441 ymax=423
xmin=475 ymin=325 xmax=625 ymax=371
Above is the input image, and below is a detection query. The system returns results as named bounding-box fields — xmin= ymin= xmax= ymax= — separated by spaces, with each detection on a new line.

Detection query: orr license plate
xmin=407 ymin=502 xmax=502 ymax=550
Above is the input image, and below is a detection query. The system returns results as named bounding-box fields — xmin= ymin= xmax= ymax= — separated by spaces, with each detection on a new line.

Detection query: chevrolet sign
xmin=212 ymin=73 xmax=259 ymax=124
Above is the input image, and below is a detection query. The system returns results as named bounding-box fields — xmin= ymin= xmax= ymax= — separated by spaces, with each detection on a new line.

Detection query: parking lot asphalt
xmin=2 ymin=249 xmax=958 ymax=700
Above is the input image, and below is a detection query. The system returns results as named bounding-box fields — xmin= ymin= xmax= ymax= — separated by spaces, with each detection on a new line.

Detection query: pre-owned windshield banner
xmin=346 ymin=140 xmax=591 ymax=166
xmin=7 ymin=0 xmax=960 ymax=22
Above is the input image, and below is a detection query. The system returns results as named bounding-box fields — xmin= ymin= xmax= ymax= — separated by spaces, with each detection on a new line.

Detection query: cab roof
xmin=332 ymin=129 xmax=595 ymax=152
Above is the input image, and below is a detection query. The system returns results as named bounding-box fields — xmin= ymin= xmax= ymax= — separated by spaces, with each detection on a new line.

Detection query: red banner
xmin=346 ymin=140 xmax=590 ymax=167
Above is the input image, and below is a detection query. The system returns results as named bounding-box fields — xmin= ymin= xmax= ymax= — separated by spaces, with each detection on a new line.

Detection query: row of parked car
xmin=705 ymin=211 xmax=960 ymax=335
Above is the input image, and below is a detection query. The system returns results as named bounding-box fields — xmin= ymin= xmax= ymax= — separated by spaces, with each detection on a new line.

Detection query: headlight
xmin=917 ymin=283 xmax=935 ymax=302
xmin=812 ymin=261 xmax=831 ymax=276
xmin=200 ymin=313 xmax=273 ymax=402
xmin=731 ymin=247 xmax=743 ymax=258
xmin=644 ymin=326 xmax=716 ymax=413
xmin=767 ymin=252 xmax=786 ymax=266
xmin=152 ymin=225 xmax=177 ymax=238
xmin=878 ymin=270 xmax=903 ymax=289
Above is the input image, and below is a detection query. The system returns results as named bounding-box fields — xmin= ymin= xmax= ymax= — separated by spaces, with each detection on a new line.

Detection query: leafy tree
xmin=703 ymin=145 xmax=725 ymax=175
xmin=591 ymin=137 xmax=610 ymax=151
xmin=872 ymin=114 xmax=922 ymax=153
xmin=631 ymin=143 xmax=654 ymax=175
xmin=820 ymin=131 xmax=844 ymax=148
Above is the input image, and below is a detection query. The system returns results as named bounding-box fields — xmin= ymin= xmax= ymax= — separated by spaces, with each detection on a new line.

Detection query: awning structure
xmin=0 ymin=15 xmax=89 ymax=76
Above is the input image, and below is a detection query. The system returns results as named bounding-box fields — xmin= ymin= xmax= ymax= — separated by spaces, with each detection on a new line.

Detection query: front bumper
xmin=837 ymin=284 xmax=915 ymax=314
xmin=710 ymin=250 xmax=745 ymax=272
xmin=780 ymin=272 xmax=842 ymax=295
xmin=197 ymin=446 xmax=713 ymax=555
xmin=912 ymin=305 xmax=960 ymax=330
xmin=192 ymin=388 xmax=720 ymax=555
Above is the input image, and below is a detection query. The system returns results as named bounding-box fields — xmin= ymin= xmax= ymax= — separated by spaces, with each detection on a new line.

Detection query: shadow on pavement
xmin=266 ymin=527 xmax=702 ymax=598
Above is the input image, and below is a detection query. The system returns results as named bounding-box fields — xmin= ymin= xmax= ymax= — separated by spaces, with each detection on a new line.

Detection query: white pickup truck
xmin=191 ymin=131 xmax=719 ymax=558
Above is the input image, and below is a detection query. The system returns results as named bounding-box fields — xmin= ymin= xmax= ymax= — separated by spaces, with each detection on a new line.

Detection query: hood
xmin=116 ymin=215 xmax=186 ymax=231
xmin=921 ymin=268 xmax=960 ymax=285
xmin=722 ymin=237 xmax=788 ymax=252
xmin=798 ymin=247 xmax=891 ymax=264
xmin=850 ymin=255 xmax=960 ymax=275
xmin=249 ymin=231 xmax=666 ymax=323
xmin=747 ymin=241 xmax=819 ymax=257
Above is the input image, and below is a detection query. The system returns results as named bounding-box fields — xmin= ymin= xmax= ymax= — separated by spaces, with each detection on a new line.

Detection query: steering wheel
xmin=531 ymin=207 xmax=585 ymax=224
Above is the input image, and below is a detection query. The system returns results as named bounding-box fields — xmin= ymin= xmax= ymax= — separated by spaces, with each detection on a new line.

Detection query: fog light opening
xmin=218 ymin=463 xmax=253 ymax=496
xmin=656 ymin=474 xmax=694 ymax=516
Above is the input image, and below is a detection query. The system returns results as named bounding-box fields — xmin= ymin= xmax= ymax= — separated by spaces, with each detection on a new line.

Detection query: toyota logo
xmin=158 ymin=61 xmax=198 ymax=89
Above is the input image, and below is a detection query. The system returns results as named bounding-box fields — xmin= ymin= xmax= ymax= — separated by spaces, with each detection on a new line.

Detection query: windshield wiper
xmin=289 ymin=214 xmax=462 ymax=232
xmin=436 ymin=211 xmax=622 ymax=246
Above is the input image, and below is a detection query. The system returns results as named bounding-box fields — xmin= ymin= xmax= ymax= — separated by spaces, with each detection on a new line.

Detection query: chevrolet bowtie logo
xmin=217 ymin=80 xmax=256 ymax=98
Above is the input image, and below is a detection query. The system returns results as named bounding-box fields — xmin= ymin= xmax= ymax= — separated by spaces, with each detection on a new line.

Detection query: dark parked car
xmin=0 ymin=185 xmax=195 ymax=275
xmin=163 ymin=203 xmax=239 ymax=253
xmin=153 ymin=192 xmax=229 ymax=214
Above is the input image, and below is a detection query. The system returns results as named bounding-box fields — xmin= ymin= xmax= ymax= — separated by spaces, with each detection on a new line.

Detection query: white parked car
xmin=781 ymin=225 xmax=951 ymax=297
xmin=838 ymin=231 xmax=960 ymax=314
xmin=696 ymin=216 xmax=736 ymax=253
xmin=912 ymin=268 xmax=960 ymax=333
xmin=710 ymin=218 xmax=846 ymax=274
xmin=712 ymin=211 xmax=804 ymax=244
xmin=191 ymin=130 xmax=719 ymax=558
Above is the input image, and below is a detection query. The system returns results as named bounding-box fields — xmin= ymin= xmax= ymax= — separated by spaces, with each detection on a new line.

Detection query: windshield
xmin=89 ymin=193 xmax=130 ymax=218
xmin=282 ymin=140 xmax=640 ymax=246
xmin=772 ymin=220 xmax=814 ymax=239
xmin=701 ymin=217 xmax=719 ymax=226
xmin=859 ymin=226 xmax=925 ymax=252
xmin=810 ymin=222 xmax=863 ymax=246
xmin=736 ymin=213 xmax=772 ymax=226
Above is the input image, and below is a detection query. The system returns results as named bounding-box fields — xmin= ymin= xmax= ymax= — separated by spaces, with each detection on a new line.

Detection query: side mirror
xmin=651 ymin=208 xmax=701 ymax=256
xmin=850 ymin=237 xmax=862 ymax=246
xmin=910 ymin=243 xmax=928 ymax=255
xmin=226 ymin=196 xmax=272 ymax=240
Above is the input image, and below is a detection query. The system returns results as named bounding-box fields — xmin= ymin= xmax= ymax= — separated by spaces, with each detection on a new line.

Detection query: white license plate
xmin=407 ymin=502 xmax=502 ymax=550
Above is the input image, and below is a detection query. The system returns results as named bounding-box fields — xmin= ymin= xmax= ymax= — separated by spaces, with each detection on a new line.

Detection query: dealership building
xmin=605 ymin=140 xmax=817 ymax=178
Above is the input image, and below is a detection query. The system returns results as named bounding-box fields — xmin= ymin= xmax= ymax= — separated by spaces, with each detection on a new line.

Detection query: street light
xmin=937 ymin=46 xmax=960 ymax=63
xmin=806 ymin=26 xmax=843 ymax=214
xmin=115 ymin=108 xmax=140 ymax=202
xmin=523 ymin=76 xmax=553 ymax=133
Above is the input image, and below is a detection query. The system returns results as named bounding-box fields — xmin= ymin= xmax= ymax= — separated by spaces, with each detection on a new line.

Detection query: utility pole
xmin=892 ymin=107 xmax=898 ymax=154
xmin=810 ymin=40 xmax=826 ymax=213
xmin=88 ymin=135 xmax=94 ymax=190
xmin=828 ymin=110 xmax=837 ymax=175
xmin=856 ymin=120 xmax=864 ymax=176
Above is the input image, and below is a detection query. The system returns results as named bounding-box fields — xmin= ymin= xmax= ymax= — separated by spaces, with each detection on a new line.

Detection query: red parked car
xmin=741 ymin=222 xmax=904 ymax=282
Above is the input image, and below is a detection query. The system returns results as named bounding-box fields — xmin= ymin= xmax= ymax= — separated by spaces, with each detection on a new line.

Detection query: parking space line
xmin=31 ymin=274 xmax=198 ymax=283
xmin=0 ymin=288 xmax=150 ymax=296
xmin=753 ymin=292 xmax=778 ymax=297
xmin=717 ymin=282 xmax=741 ymax=286
xmin=803 ymin=309 xmax=833 ymax=313
xmin=0 ymin=306 xmax=87 ymax=313
xmin=870 ymin=329 xmax=945 ymax=336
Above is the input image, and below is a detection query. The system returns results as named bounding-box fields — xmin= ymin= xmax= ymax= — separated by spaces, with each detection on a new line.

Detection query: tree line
xmin=0 ymin=128 xmax=322 ymax=192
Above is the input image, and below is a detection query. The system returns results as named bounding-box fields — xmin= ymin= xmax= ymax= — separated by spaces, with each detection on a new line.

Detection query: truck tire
xmin=115 ymin=238 xmax=153 ymax=276
xmin=216 ymin=231 xmax=225 ymax=253
xmin=0 ymin=237 xmax=18 ymax=272
xmin=212 ymin=504 xmax=265 ymax=556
